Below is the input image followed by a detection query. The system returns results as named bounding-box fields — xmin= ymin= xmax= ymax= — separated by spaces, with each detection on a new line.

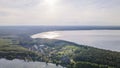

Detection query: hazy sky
xmin=0 ymin=0 xmax=120 ymax=26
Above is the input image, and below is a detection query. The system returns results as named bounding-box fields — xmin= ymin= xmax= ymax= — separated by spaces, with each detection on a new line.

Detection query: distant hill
xmin=0 ymin=26 xmax=120 ymax=36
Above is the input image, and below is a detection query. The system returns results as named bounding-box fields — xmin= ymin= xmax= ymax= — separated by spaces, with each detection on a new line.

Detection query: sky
xmin=0 ymin=0 xmax=120 ymax=26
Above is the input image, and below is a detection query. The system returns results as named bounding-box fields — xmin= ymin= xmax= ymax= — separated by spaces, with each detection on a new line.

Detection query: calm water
xmin=31 ymin=30 xmax=120 ymax=52
xmin=0 ymin=59 xmax=63 ymax=68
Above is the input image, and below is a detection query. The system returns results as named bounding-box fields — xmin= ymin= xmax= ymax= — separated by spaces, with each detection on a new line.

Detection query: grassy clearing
xmin=58 ymin=46 xmax=78 ymax=55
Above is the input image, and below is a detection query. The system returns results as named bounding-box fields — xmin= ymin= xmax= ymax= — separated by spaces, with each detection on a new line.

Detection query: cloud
xmin=0 ymin=11 xmax=9 ymax=16
xmin=0 ymin=0 xmax=120 ymax=26
xmin=0 ymin=0 xmax=42 ymax=9
xmin=61 ymin=0 xmax=120 ymax=8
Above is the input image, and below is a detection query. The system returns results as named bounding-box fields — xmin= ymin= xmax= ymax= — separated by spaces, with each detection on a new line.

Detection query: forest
xmin=0 ymin=26 xmax=120 ymax=68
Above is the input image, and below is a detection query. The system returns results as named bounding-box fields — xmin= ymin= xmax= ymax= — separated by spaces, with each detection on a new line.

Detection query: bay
xmin=31 ymin=30 xmax=120 ymax=52
xmin=0 ymin=59 xmax=63 ymax=68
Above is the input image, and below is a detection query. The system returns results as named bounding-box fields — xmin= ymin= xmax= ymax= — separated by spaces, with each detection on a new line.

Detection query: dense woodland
xmin=0 ymin=26 xmax=120 ymax=68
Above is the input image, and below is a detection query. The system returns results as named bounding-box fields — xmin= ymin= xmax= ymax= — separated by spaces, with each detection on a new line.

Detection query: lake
xmin=31 ymin=30 xmax=120 ymax=52
xmin=0 ymin=59 xmax=63 ymax=68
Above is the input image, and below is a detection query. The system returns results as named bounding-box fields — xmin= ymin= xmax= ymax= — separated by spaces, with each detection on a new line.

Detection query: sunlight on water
xmin=31 ymin=32 xmax=60 ymax=39
xmin=31 ymin=30 xmax=120 ymax=51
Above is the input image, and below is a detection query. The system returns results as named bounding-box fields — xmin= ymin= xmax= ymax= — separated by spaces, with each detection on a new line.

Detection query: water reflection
xmin=31 ymin=32 xmax=60 ymax=39
xmin=31 ymin=30 xmax=120 ymax=52
xmin=0 ymin=59 xmax=63 ymax=68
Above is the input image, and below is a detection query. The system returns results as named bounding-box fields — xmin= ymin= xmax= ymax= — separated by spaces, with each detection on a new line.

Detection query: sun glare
xmin=41 ymin=32 xmax=60 ymax=39
xmin=42 ymin=0 xmax=60 ymax=14
xmin=45 ymin=0 xmax=58 ymax=6
xmin=31 ymin=32 xmax=60 ymax=39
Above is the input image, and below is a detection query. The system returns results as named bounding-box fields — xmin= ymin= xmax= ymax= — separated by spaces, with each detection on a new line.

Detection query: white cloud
xmin=0 ymin=0 xmax=120 ymax=26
